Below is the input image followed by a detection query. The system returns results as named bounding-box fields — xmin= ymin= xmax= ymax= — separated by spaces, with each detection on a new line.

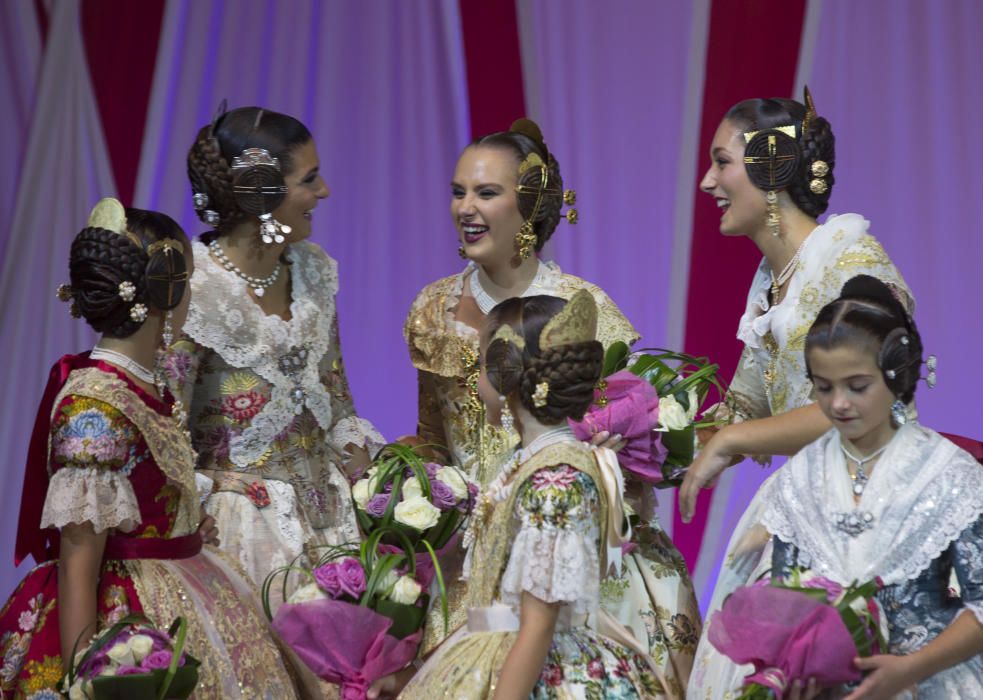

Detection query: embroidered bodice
xmin=404 ymin=261 xmax=638 ymax=486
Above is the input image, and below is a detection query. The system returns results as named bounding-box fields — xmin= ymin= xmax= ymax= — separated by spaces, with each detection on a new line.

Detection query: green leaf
xmin=602 ymin=341 xmax=630 ymax=376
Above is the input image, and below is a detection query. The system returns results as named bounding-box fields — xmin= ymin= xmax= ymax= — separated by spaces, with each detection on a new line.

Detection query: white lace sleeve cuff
xmin=195 ymin=472 xmax=215 ymax=505
xmin=498 ymin=524 xmax=600 ymax=616
xmin=40 ymin=467 xmax=141 ymax=534
xmin=329 ymin=415 xmax=386 ymax=454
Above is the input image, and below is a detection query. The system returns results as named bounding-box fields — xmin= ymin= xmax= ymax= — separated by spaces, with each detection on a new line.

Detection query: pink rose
xmin=338 ymin=557 xmax=367 ymax=599
xmin=141 ymin=650 xmax=173 ymax=670
xmin=587 ymin=658 xmax=604 ymax=679
xmin=541 ymin=664 xmax=564 ymax=686
xmin=314 ymin=562 xmax=344 ymax=599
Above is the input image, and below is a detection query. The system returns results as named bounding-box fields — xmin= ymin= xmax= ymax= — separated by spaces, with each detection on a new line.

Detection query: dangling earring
xmin=766 ymin=190 xmax=781 ymax=237
xmin=514 ymin=221 xmax=537 ymax=262
xmin=458 ymin=245 xmax=467 ymax=260
xmin=155 ymin=310 xmax=174 ymax=397
xmin=259 ymin=213 xmax=291 ymax=245
xmin=498 ymin=396 xmax=515 ymax=433
xmin=890 ymin=399 xmax=908 ymax=427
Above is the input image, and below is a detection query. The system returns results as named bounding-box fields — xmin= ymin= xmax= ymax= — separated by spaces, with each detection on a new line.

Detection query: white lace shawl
xmin=760 ymin=424 xmax=983 ymax=586
xmin=184 ymin=240 xmax=341 ymax=467
xmin=40 ymin=466 xmax=141 ymax=534
xmin=734 ymin=213 xmax=912 ymax=417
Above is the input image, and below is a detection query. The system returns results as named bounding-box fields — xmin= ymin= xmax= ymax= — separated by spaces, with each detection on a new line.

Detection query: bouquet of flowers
xmin=63 ymin=614 xmax=199 ymax=699
xmin=351 ymin=443 xmax=477 ymax=584
xmin=263 ymin=527 xmax=444 ymax=699
xmin=569 ymin=341 xmax=725 ymax=487
xmin=709 ymin=569 xmax=887 ymax=699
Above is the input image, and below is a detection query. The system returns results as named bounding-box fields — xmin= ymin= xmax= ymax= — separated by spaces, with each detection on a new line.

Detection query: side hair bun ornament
xmin=230 ymin=147 xmax=291 ymax=245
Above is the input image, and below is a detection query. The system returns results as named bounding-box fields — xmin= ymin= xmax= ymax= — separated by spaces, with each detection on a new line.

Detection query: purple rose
xmin=430 ymin=480 xmax=458 ymax=511
xmin=424 ymin=462 xmax=440 ymax=479
xmin=313 ymin=562 xmax=344 ymax=599
xmin=337 ymin=557 xmax=367 ymax=599
xmin=115 ymin=664 xmax=145 ymax=676
xmin=365 ymin=493 xmax=391 ymax=518
xmin=458 ymin=481 xmax=480 ymax=513
xmin=141 ymin=650 xmax=173 ymax=670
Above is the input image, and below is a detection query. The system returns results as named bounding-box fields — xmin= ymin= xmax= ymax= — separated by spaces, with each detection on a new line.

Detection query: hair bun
xmin=510 ymin=118 xmax=549 ymax=157
xmin=840 ymin=275 xmax=907 ymax=319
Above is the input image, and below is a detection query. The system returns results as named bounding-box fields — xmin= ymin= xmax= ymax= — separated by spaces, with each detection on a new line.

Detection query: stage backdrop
xmin=2 ymin=0 xmax=981 ymax=610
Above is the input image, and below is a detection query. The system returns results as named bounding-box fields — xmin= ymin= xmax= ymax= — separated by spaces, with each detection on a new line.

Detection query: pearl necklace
xmin=463 ymin=425 xmax=576 ymax=549
xmin=90 ymin=347 xmax=155 ymax=385
xmin=770 ymin=237 xmax=808 ymax=301
xmin=470 ymin=261 xmax=547 ymax=315
xmin=840 ymin=440 xmax=891 ymax=497
xmin=208 ymin=239 xmax=281 ymax=297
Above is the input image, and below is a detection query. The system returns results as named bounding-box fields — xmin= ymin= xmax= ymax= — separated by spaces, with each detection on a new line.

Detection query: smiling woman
xmin=164 ymin=107 xmax=385 ymax=626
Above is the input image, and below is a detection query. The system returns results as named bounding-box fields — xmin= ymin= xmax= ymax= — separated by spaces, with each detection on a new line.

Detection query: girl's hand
xmin=197 ymin=513 xmax=220 ymax=546
xmin=843 ymin=654 xmax=919 ymax=700
xmin=590 ymin=430 xmax=626 ymax=453
xmin=678 ymin=429 xmax=736 ymax=523
xmin=787 ymin=678 xmax=822 ymax=700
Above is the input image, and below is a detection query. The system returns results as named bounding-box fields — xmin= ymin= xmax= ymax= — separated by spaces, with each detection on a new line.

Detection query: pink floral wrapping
xmin=569 ymin=370 xmax=669 ymax=483
xmin=272 ymin=599 xmax=421 ymax=699
xmin=708 ymin=585 xmax=862 ymax=698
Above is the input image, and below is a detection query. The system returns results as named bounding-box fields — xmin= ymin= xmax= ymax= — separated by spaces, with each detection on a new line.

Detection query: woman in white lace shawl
xmin=758 ymin=275 xmax=983 ymax=698
xmin=677 ymin=92 xmax=912 ymax=698
xmin=169 ymin=107 xmax=384 ymax=604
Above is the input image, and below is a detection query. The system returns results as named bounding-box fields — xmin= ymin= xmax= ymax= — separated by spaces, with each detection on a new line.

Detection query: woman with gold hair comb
xmin=682 ymin=90 xmax=913 ymax=698
xmin=402 ymin=120 xmax=698 ymax=696
xmin=400 ymin=291 xmax=663 ymax=699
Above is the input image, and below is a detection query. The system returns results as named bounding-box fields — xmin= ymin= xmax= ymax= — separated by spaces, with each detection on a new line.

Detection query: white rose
xmin=106 ymin=641 xmax=134 ymax=668
xmin=288 ymin=582 xmax=328 ymax=605
xmin=435 ymin=467 xmax=468 ymax=500
xmin=658 ymin=395 xmax=689 ymax=431
xmin=394 ymin=496 xmax=441 ymax=531
xmin=389 ymin=576 xmax=422 ymax=605
xmin=68 ymin=681 xmax=90 ymax=700
xmin=126 ymin=633 xmax=154 ymax=663
xmin=378 ymin=569 xmax=399 ymax=596
xmin=352 ymin=479 xmax=372 ymax=509
xmin=402 ymin=476 xmax=423 ymax=500
xmin=685 ymin=388 xmax=700 ymax=421
xmin=99 ymin=665 xmax=118 ymax=676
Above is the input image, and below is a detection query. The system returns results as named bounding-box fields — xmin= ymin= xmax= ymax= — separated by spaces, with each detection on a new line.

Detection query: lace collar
xmin=737 ymin=213 xmax=869 ymax=350
xmin=761 ymin=424 xmax=983 ymax=585
xmin=185 ymin=240 xmax=340 ymax=467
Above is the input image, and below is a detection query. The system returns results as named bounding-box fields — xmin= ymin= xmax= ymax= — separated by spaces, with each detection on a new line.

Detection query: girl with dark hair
xmin=401 ymin=291 xmax=662 ymax=699
xmin=752 ymin=276 xmax=983 ymax=697
xmin=0 ymin=200 xmax=300 ymax=698
xmin=681 ymin=90 xmax=914 ymax=697
xmin=404 ymin=120 xmax=698 ymax=692
xmin=170 ymin=106 xmax=383 ymax=604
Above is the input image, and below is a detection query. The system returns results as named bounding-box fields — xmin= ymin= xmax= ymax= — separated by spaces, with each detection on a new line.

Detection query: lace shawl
xmin=761 ymin=424 xmax=983 ymax=586
xmin=184 ymin=240 xmax=344 ymax=467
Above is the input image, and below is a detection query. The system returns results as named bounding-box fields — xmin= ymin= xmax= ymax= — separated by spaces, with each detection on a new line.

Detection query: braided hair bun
xmin=484 ymin=295 xmax=603 ymax=425
xmin=186 ymin=106 xmax=312 ymax=240
xmin=725 ymin=93 xmax=835 ymax=217
xmin=805 ymin=275 xmax=923 ymax=402
xmin=66 ymin=207 xmax=188 ymax=338
xmin=471 ymin=118 xmax=565 ymax=251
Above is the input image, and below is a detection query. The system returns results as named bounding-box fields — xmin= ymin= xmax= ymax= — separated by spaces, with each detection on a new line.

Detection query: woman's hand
xmin=787 ymin=678 xmax=822 ymax=700
xmin=843 ymin=654 xmax=919 ymax=699
xmin=197 ymin=511 xmax=220 ymax=546
xmin=367 ymin=664 xmax=417 ymax=698
xmin=678 ymin=427 xmax=737 ymax=523
xmin=590 ymin=430 xmax=626 ymax=453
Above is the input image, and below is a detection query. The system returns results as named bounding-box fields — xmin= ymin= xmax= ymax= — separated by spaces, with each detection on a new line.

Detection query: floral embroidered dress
xmin=168 ymin=240 xmax=384 ymax=598
xmin=688 ymin=213 xmax=913 ymax=698
xmin=406 ymin=262 xmax=700 ymax=694
xmin=0 ymin=356 xmax=298 ymax=699
xmin=401 ymin=439 xmax=663 ymax=699
xmin=765 ymin=424 xmax=983 ymax=697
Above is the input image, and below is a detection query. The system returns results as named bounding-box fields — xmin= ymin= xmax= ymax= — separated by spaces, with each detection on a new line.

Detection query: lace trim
xmin=762 ymin=425 xmax=983 ymax=586
xmin=184 ymin=240 xmax=340 ymax=466
xmin=329 ymin=415 xmax=386 ymax=454
xmin=40 ymin=466 xmax=141 ymax=534
xmin=498 ymin=525 xmax=600 ymax=616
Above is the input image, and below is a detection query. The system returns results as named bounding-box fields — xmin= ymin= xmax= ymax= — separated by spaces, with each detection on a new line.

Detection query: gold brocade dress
xmin=405 ymin=262 xmax=699 ymax=696
xmin=400 ymin=440 xmax=663 ymax=699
